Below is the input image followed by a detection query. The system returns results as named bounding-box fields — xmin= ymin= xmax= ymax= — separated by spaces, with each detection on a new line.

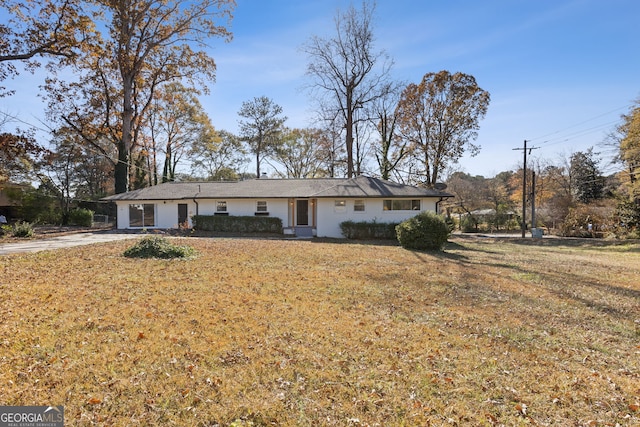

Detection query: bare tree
xmin=303 ymin=1 xmax=392 ymax=178
xmin=368 ymin=81 xmax=407 ymax=180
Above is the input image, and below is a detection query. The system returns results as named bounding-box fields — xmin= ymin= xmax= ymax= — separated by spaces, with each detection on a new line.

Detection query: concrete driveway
xmin=0 ymin=231 xmax=139 ymax=255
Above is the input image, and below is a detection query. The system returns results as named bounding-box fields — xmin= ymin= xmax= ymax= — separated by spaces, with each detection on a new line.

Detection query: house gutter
xmin=192 ymin=184 xmax=201 ymax=216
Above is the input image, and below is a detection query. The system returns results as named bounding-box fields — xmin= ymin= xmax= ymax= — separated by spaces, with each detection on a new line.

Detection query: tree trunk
xmin=117 ymin=73 xmax=135 ymax=193
xmin=162 ymin=145 xmax=172 ymax=183
xmin=346 ymin=94 xmax=354 ymax=178
xmin=115 ymin=139 xmax=129 ymax=194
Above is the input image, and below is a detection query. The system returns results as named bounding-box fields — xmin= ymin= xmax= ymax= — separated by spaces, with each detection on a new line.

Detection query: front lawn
xmin=0 ymin=236 xmax=638 ymax=425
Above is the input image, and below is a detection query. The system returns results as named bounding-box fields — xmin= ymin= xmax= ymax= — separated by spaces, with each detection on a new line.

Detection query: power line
xmin=528 ymin=104 xmax=632 ymax=145
xmin=539 ymin=119 xmax=621 ymax=147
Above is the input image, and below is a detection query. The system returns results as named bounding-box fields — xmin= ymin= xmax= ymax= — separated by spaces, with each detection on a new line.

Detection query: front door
xmin=296 ymin=199 xmax=309 ymax=226
xmin=178 ymin=204 xmax=188 ymax=226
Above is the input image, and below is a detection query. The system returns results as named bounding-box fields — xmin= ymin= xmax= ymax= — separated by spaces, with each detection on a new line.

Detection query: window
xmin=334 ymin=200 xmax=346 ymax=212
xmin=216 ymin=201 xmax=227 ymax=212
xmin=129 ymin=204 xmax=155 ymax=227
xmin=383 ymin=199 xmax=421 ymax=211
xmin=255 ymin=200 xmax=269 ymax=216
xmin=354 ymin=199 xmax=365 ymax=212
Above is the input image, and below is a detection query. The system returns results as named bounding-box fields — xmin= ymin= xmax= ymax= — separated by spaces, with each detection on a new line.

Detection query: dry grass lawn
xmin=0 ymin=235 xmax=638 ymax=426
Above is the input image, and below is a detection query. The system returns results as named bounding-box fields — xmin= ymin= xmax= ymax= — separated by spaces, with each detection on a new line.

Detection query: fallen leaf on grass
xmin=485 ymin=412 xmax=498 ymax=425
xmin=87 ymin=397 xmax=102 ymax=405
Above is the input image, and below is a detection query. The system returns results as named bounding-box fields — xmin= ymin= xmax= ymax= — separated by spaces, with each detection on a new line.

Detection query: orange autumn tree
xmin=618 ymin=100 xmax=640 ymax=201
xmin=396 ymin=70 xmax=490 ymax=187
xmin=46 ymin=0 xmax=235 ymax=194
xmin=0 ymin=0 xmax=94 ymax=96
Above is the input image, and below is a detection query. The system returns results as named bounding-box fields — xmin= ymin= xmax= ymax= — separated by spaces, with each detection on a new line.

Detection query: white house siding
xmin=116 ymin=200 xmax=196 ymax=229
xmin=315 ymin=198 xmax=438 ymax=238
xmin=115 ymin=197 xmax=440 ymax=237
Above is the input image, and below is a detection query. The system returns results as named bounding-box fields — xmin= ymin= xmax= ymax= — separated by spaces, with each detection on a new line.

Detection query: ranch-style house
xmin=103 ymin=175 xmax=453 ymax=238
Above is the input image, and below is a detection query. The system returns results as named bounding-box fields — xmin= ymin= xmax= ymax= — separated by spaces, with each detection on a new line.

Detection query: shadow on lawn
xmin=402 ymin=238 xmax=506 ymax=262
xmin=408 ymin=248 xmax=469 ymax=263
xmin=455 ymin=234 xmax=640 ymax=251
xmin=427 ymin=236 xmax=640 ymax=324
xmin=468 ymin=255 xmax=640 ymax=322
xmin=314 ymin=237 xmax=502 ymax=262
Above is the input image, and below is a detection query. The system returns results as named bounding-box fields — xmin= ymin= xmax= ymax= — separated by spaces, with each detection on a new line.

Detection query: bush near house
xmin=10 ymin=221 xmax=34 ymax=238
xmin=396 ymin=212 xmax=450 ymax=251
xmin=68 ymin=208 xmax=94 ymax=227
xmin=339 ymin=220 xmax=399 ymax=239
xmin=192 ymin=215 xmax=282 ymax=234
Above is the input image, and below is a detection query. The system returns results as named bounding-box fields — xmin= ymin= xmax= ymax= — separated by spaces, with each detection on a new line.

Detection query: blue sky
xmin=3 ymin=0 xmax=640 ymax=178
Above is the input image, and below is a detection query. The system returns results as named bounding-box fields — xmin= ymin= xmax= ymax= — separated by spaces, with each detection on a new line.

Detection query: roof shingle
xmin=102 ymin=176 xmax=453 ymax=201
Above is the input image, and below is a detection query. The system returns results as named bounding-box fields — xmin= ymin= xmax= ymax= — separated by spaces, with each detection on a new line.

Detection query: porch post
xmin=288 ymin=198 xmax=294 ymax=228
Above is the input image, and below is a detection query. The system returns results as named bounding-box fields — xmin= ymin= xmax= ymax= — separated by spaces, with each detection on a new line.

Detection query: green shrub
xmin=192 ymin=215 xmax=282 ymax=234
xmin=12 ymin=221 xmax=34 ymax=238
xmin=123 ymin=236 xmax=196 ymax=259
xmin=395 ymin=212 xmax=450 ymax=251
xmin=36 ymin=209 xmax=63 ymax=225
xmin=339 ymin=220 xmax=399 ymax=239
xmin=68 ymin=208 xmax=94 ymax=227
xmin=460 ymin=215 xmax=479 ymax=232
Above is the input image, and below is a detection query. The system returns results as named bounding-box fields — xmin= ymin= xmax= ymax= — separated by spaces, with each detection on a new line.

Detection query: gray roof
xmin=102 ymin=175 xmax=453 ymax=201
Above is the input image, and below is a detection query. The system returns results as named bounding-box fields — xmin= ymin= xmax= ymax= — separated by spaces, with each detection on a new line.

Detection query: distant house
xmin=103 ymin=175 xmax=453 ymax=238
xmin=469 ymin=208 xmax=516 ymax=219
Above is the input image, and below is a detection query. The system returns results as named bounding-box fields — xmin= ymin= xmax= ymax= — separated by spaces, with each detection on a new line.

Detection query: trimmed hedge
xmin=396 ymin=212 xmax=450 ymax=251
xmin=340 ymin=220 xmax=399 ymax=240
xmin=192 ymin=215 xmax=283 ymax=234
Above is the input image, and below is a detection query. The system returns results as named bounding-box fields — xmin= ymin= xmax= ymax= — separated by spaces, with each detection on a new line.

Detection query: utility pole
xmin=513 ymin=140 xmax=539 ymax=237
xmin=531 ymin=171 xmax=536 ymax=230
